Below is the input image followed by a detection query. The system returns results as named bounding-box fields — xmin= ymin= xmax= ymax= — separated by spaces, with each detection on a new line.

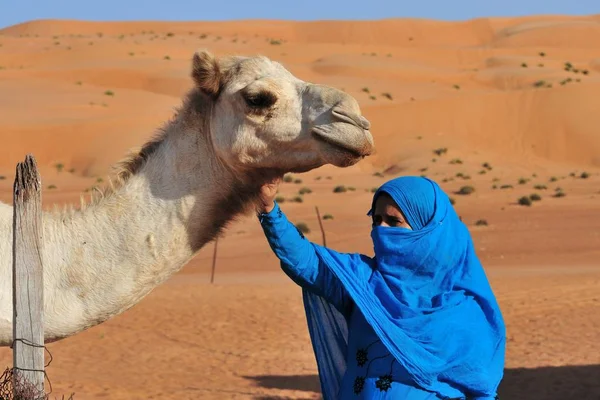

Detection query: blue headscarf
xmin=302 ymin=176 xmax=506 ymax=399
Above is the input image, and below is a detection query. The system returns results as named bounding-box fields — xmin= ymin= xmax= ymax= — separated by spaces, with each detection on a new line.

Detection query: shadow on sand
xmin=245 ymin=364 xmax=600 ymax=400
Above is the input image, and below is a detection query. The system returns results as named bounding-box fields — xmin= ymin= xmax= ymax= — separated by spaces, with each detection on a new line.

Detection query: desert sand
xmin=0 ymin=15 xmax=599 ymax=400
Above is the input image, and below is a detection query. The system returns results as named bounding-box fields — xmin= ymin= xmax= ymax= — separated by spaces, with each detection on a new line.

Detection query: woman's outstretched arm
xmin=258 ymin=201 xmax=353 ymax=315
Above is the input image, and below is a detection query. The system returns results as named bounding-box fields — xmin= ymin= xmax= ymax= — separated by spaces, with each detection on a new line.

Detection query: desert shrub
xmin=475 ymin=219 xmax=488 ymax=226
xmin=529 ymin=193 xmax=542 ymax=201
xmin=456 ymin=186 xmax=475 ymax=195
xmin=55 ymin=163 xmax=64 ymax=172
xmin=369 ymin=95 xmax=376 ymax=100
xmin=549 ymin=176 xmax=558 ymax=182
xmin=96 ymin=177 xmax=103 ymax=183
xmin=479 ymin=170 xmax=487 ymax=175
xmin=294 ymin=178 xmax=302 ymax=184
xmin=482 ymin=162 xmax=492 ymax=170
xmin=539 ymin=52 xmax=546 ymax=57
xmin=580 ymin=171 xmax=590 ymax=179
xmin=553 ymin=190 xmax=566 ymax=198
xmin=347 ymin=186 xmax=356 ymax=191
xmin=492 ymin=184 xmax=497 ymax=189
xmin=370 ymin=187 xmax=378 ymax=193
xmin=533 ymin=184 xmax=547 ymax=190
xmin=269 ymin=39 xmax=282 ymax=45
xmin=518 ymin=196 xmax=532 ymax=206
xmin=315 ymin=176 xmax=321 ymax=180
xmin=0 ymin=176 xmax=5 ymax=180
xmin=322 ymin=214 xmax=334 ymax=220
xmin=518 ymin=178 xmax=528 ymax=185
xmin=283 ymin=174 xmax=293 ymax=183
xmin=521 ymin=62 xmax=528 ymax=68
xmin=292 ymin=196 xmax=303 ymax=203
xmin=104 ymin=90 xmax=114 ymax=96
xmin=295 ymin=222 xmax=310 ymax=234
xmin=48 ymin=184 xmax=57 ymax=189
xmin=533 ymin=80 xmax=546 ymax=88
xmin=449 ymin=197 xmax=456 ymax=205
xmin=333 ymin=185 xmax=347 ymax=193
xmin=166 ymin=32 xmax=175 ymax=37
xmin=275 ymin=195 xmax=285 ymax=203
xmin=164 ymin=55 xmax=171 ymax=60
xmin=373 ymin=172 xmax=384 ymax=177
xmin=361 ymin=87 xmax=370 ymax=93
xmin=449 ymin=158 xmax=462 ymax=164
xmin=299 ymin=187 xmax=312 ymax=195
xmin=382 ymin=92 xmax=393 ymax=100
xmin=433 ymin=148 xmax=448 ymax=156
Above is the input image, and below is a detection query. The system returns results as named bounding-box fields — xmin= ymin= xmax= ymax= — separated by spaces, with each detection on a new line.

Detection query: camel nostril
xmin=331 ymin=106 xmax=370 ymax=131
xmin=358 ymin=116 xmax=371 ymax=131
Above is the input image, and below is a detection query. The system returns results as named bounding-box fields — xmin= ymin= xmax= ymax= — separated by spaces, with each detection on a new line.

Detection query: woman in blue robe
xmin=256 ymin=176 xmax=506 ymax=399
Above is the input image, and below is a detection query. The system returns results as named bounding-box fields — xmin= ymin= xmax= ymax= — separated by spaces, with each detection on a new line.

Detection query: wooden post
xmin=12 ymin=154 xmax=45 ymax=395
xmin=210 ymin=236 xmax=219 ymax=284
xmin=315 ymin=206 xmax=327 ymax=247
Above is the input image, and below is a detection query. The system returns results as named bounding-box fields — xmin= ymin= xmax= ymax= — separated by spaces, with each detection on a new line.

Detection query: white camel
xmin=0 ymin=50 xmax=374 ymax=345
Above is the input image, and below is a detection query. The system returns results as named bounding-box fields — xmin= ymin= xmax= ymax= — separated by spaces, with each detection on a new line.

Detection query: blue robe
xmin=258 ymin=176 xmax=505 ymax=400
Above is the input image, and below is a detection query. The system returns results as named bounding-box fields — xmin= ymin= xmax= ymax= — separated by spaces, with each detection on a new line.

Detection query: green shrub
xmin=333 ymin=185 xmax=347 ymax=193
xmin=475 ymin=219 xmax=488 ymax=226
xmin=456 ymin=186 xmax=475 ymax=195
xmin=292 ymin=196 xmax=303 ymax=203
xmin=299 ymin=187 xmax=312 ymax=194
xmin=283 ymin=174 xmax=293 ymax=183
xmin=295 ymin=222 xmax=310 ymax=234
xmin=529 ymin=193 xmax=542 ymax=201
xmin=518 ymin=196 xmax=532 ymax=206
xmin=275 ymin=195 xmax=285 ymax=203
xmin=533 ymin=184 xmax=547 ymax=190
xmin=553 ymin=191 xmax=566 ymax=198
xmin=322 ymin=214 xmax=334 ymax=220
xmin=580 ymin=171 xmax=590 ymax=179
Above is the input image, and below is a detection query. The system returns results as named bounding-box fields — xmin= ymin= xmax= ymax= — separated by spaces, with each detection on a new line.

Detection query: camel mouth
xmin=311 ymin=127 xmax=372 ymax=159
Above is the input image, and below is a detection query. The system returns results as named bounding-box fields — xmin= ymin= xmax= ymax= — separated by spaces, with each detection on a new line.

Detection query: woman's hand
xmin=257 ymin=176 xmax=282 ymax=214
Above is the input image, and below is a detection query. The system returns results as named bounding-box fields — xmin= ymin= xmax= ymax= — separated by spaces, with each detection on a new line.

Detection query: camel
xmin=0 ymin=50 xmax=374 ymax=346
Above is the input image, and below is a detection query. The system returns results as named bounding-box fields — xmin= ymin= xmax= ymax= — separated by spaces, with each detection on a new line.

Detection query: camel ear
xmin=191 ymin=50 xmax=222 ymax=97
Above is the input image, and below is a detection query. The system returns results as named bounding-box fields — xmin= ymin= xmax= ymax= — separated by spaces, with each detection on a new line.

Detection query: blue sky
xmin=1 ymin=0 xmax=598 ymax=30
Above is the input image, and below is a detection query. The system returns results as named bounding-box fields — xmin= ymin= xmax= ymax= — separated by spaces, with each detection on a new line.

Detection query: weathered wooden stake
xmin=210 ymin=236 xmax=219 ymax=284
xmin=315 ymin=206 xmax=327 ymax=247
xmin=12 ymin=154 xmax=45 ymax=395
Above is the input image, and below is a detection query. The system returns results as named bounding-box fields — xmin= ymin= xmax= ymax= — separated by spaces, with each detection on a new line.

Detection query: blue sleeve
xmin=258 ymin=202 xmax=353 ymax=315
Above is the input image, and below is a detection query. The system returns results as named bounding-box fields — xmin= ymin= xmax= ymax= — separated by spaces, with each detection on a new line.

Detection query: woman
xmin=257 ymin=176 xmax=505 ymax=399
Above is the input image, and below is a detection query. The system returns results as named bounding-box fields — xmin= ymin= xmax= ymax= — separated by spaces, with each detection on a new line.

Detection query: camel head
xmin=191 ymin=50 xmax=374 ymax=175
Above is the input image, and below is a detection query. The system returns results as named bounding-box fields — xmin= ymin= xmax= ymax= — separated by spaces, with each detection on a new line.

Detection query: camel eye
xmin=244 ymin=91 xmax=277 ymax=109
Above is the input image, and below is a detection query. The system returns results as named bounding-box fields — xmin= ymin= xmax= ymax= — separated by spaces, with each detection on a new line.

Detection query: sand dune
xmin=0 ymin=14 xmax=599 ymax=399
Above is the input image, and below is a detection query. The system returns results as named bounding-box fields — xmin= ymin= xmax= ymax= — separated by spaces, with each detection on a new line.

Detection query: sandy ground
xmin=0 ymin=15 xmax=599 ymax=400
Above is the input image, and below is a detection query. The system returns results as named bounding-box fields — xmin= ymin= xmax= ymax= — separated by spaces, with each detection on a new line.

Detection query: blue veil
xmin=302 ymin=176 xmax=506 ymax=399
